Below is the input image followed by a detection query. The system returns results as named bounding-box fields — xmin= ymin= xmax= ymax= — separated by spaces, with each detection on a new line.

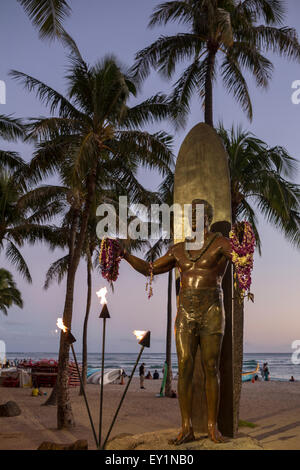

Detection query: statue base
xmin=106 ymin=429 xmax=263 ymax=450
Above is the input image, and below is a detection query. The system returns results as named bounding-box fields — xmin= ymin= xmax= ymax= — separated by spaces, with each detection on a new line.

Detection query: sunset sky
xmin=0 ymin=0 xmax=299 ymax=354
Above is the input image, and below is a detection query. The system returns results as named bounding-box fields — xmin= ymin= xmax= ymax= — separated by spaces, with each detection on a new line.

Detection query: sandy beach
xmin=0 ymin=378 xmax=300 ymax=450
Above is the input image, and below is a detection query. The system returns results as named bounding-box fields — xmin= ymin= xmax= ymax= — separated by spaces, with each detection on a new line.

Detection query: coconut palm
xmin=0 ymin=169 xmax=62 ymax=283
xmin=0 ymin=113 xmax=60 ymax=298
xmin=218 ymin=123 xmax=300 ymax=247
xmin=133 ymin=0 xmax=300 ymax=127
xmin=0 ymin=268 xmax=23 ymax=316
xmin=218 ymin=122 xmax=300 ymax=429
xmin=44 ymin=184 xmax=157 ymax=397
xmin=11 ymin=45 xmax=174 ymax=427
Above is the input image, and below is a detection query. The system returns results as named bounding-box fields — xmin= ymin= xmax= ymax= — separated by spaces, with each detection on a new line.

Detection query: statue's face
xmin=191 ymin=203 xmax=210 ymax=232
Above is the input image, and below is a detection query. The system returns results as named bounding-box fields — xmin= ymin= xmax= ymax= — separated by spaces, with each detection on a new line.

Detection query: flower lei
xmin=145 ymin=262 xmax=153 ymax=299
xmin=99 ymin=238 xmax=122 ymax=282
xmin=229 ymin=221 xmax=255 ymax=302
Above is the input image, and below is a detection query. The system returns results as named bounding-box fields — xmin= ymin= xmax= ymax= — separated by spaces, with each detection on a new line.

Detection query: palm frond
xmin=17 ymin=0 xmax=71 ymax=40
xmin=149 ymin=1 xmax=193 ymax=27
xmin=158 ymin=167 xmax=174 ymax=205
xmin=17 ymin=184 xmax=68 ymax=212
xmin=170 ymin=58 xmax=207 ymax=126
xmin=5 ymin=241 xmax=32 ymax=283
xmin=0 ymin=268 xmax=23 ymax=314
xmin=219 ymin=123 xmax=300 ymax=252
xmin=0 ymin=150 xmax=26 ymax=171
xmin=241 ymin=0 xmax=286 ymax=25
xmin=253 ymin=25 xmax=300 ymax=61
xmin=132 ymin=33 xmax=201 ymax=82
xmin=9 ymin=70 xmax=82 ymax=119
xmin=123 ymin=94 xmax=172 ymax=129
xmin=114 ymin=130 xmax=174 ymax=175
xmin=221 ymin=54 xmax=253 ymax=121
xmin=229 ymin=41 xmax=273 ymax=88
xmin=0 ymin=114 xmax=24 ymax=141
xmin=44 ymin=254 xmax=69 ymax=289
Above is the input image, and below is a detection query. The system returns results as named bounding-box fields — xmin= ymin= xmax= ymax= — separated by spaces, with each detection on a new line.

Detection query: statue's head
xmin=191 ymin=199 xmax=213 ymax=231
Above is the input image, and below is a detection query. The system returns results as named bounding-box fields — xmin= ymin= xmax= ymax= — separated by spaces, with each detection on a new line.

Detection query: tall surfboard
xmin=173 ymin=122 xmax=235 ymax=437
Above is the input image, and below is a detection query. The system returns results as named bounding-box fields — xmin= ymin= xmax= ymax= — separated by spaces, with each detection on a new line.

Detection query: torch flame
xmin=96 ymin=286 xmax=108 ymax=305
xmin=56 ymin=318 xmax=68 ymax=333
xmin=133 ymin=330 xmax=146 ymax=341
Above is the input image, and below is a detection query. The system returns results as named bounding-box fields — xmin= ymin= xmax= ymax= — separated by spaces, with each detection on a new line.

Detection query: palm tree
xmin=44 ymin=186 xmax=157 ymax=398
xmin=17 ymin=0 xmax=71 ymax=41
xmin=145 ymin=168 xmax=174 ymax=397
xmin=218 ymin=122 xmax=300 ymax=429
xmin=11 ymin=45 xmax=174 ymax=428
xmin=0 ymin=115 xmax=60 ymax=310
xmin=133 ymin=0 xmax=300 ymax=127
xmin=218 ymin=123 xmax=300 ymax=246
xmin=0 ymin=169 xmax=61 ymax=283
xmin=0 ymin=268 xmax=23 ymax=315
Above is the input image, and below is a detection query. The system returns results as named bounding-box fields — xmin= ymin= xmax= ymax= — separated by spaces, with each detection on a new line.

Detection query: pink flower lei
xmin=99 ymin=238 xmax=122 ymax=283
xmin=229 ymin=221 xmax=256 ymax=302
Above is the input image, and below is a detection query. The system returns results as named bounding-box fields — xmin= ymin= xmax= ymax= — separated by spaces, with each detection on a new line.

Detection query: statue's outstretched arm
xmin=123 ymin=248 xmax=176 ymax=277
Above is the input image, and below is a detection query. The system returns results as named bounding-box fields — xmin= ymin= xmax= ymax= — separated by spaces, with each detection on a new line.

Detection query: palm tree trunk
xmin=57 ymin=262 xmax=78 ymax=428
xmin=231 ymin=211 xmax=244 ymax=433
xmin=57 ymin=171 xmax=97 ymax=429
xmin=204 ymin=49 xmax=216 ymax=127
xmin=165 ymin=269 xmax=173 ymax=397
xmin=43 ymin=207 xmax=80 ymax=409
xmin=233 ymin=283 xmax=244 ymax=432
xmin=79 ymin=247 xmax=92 ymax=396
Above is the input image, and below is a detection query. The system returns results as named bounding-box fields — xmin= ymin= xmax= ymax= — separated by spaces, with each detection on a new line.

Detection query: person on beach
xmin=119 ymin=369 xmax=126 ymax=385
xmin=153 ymin=370 xmax=159 ymax=380
xmin=289 ymin=376 xmax=295 ymax=382
xmin=31 ymin=380 xmax=42 ymax=397
xmin=145 ymin=371 xmax=152 ymax=379
xmin=264 ymin=363 xmax=270 ymax=381
xmin=139 ymin=363 xmax=145 ymax=389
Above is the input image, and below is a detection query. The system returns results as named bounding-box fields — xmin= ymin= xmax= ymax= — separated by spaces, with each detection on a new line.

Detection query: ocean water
xmin=5 ymin=352 xmax=300 ymax=381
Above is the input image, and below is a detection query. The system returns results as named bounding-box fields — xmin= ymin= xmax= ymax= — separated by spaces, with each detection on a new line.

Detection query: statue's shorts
xmin=175 ymin=287 xmax=225 ymax=337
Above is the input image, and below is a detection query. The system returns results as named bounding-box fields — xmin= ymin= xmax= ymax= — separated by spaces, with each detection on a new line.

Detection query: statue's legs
xmin=171 ymin=326 xmax=199 ymax=445
xmin=200 ymin=333 xmax=225 ymax=443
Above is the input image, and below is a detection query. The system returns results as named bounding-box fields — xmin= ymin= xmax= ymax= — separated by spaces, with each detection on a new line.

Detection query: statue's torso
xmin=172 ymin=233 xmax=228 ymax=336
xmin=172 ymin=234 xmax=229 ymax=291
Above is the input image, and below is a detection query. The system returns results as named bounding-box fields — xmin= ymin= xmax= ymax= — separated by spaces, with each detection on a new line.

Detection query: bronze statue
xmin=123 ymin=199 xmax=232 ymax=444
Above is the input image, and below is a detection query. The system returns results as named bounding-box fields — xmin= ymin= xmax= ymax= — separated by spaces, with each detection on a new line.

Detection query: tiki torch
xmin=101 ymin=330 xmax=151 ymax=450
xmin=56 ymin=319 xmax=98 ymax=447
xmin=96 ymin=287 xmax=110 ymax=450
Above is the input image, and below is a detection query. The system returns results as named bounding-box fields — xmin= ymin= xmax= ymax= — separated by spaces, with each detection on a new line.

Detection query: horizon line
xmin=6 ymin=351 xmax=292 ymax=355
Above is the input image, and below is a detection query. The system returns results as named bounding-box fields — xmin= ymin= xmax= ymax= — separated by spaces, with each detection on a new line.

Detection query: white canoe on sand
xmin=87 ymin=368 xmax=123 ymax=385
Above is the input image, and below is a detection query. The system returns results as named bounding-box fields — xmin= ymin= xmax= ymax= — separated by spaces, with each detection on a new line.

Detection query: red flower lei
xmin=99 ymin=238 xmax=122 ymax=283
xmin=229 ymin=221 xmax=255 ymax=301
